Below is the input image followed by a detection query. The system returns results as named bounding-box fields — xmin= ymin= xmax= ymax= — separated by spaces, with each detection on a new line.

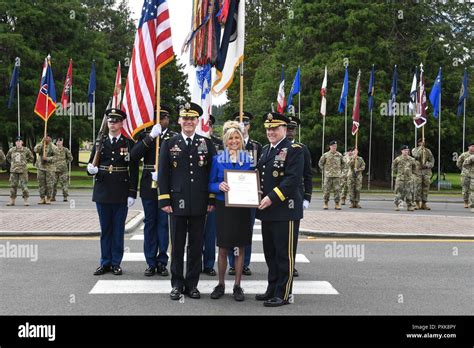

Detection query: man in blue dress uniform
xmin=158 ymin=102 xmax=216 ymax=300
xmin=256 ymin=112 xmax=304 ymax=307
xmin=228 ymin=111 xmax=262 ymax=276
xmin=286 ymin=115 xmax=313 ymax=277
xmin=87 ymin=109 xmax=139 ymax=276
xmin=202 ymin=115 xmax=223 ymax=276
xmin=130 ymin=106 xmax=177 ymax=277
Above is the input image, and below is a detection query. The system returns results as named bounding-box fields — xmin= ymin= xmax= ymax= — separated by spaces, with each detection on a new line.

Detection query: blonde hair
xmin=222 ymin=121 xmax=244 ymax=150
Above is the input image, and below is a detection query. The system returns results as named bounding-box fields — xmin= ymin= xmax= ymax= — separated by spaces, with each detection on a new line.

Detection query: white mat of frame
xmin=89 ymin=280 xmax=339 ymax=295
xmin=121 ymin=252 xmax=310 ymax=263
xmin=131 ymin=234 xmax=263 ymax=241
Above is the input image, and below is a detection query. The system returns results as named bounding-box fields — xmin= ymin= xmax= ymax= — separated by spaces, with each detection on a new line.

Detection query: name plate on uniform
xmin=224 ymin=170 xmax=261 ymax=208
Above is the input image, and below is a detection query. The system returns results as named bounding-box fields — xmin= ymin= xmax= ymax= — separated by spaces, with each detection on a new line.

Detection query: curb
xmin=0 ymin=211 xmax=144 ymax=237
xmin=299 ymin=229 xmax=474 ymax=240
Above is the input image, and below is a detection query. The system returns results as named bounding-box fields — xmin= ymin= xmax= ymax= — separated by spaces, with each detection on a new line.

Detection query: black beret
xmin=329 ymin=140 xmax=337 ymax=146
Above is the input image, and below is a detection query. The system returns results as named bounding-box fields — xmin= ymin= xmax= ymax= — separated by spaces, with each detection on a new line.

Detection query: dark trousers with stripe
xmin=261 ymin=220 xmax=299 ymax=301
xmin=170 ymin=215 xmax=206 ymax=290
xmin=96 ymin=202 xmax=128 ymax=267
xmin=142 ymin=199 xmax=170 ymax=267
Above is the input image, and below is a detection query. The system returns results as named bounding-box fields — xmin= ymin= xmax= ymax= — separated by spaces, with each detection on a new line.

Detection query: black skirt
xmin=215 ymin=200 xmax=252 ymax=248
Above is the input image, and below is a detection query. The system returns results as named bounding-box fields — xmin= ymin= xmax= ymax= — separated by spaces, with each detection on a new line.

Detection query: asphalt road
xmin=1 ymin=225 xmax=472 ymax=316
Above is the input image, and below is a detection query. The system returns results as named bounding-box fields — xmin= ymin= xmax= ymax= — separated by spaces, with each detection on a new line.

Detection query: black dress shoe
xmin=210 ymin=284 xmax=225 ymax=299
xmin=255 ymin=291 xmax=273 ymax=301
xmin=187 ymin=287 xmax=201 ymax=299
xmin=228 ymin=267 xmax=236 ymax=275
xmin=93 ymin=265 xmax=111 ymax=276
xmin=112 ymin=265 xmax=122 ymax=275
xmin=233 ymin=285 xmax=245 ymax=301
xmin=144 ymin=266 xmax=155 ymax=277
xmin=264 ymin=297 xmax=289 ymax=307
xmin=157 ymin=264 xmax=169 ymax=276
xmin=203 ymin=268 xmax=216 ymax=276
xmin=293 ymin=268 xmax=299 ymax=277
xmin=242 ymin=266 xmax=252 ymax=276
xmin=170 ymin=287 xmax=182 ymax=300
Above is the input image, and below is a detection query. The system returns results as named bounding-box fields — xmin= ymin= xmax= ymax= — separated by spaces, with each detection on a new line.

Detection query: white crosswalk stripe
xmin=130 ymin=233 xmax=263 ymax=241
xmin=89 ymin=280 xmax=339 ymax=295
xmin=121 ymin=252 xmax=309 ymax=263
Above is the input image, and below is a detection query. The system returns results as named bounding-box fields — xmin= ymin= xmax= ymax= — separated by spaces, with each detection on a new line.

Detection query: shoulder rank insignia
xmin=291 ymin=143 xmax=302 ymax=148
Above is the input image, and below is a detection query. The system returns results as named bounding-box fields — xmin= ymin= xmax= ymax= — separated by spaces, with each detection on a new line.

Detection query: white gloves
xmin=150 ymin=124 xmax=162 ymax=139
xmin=127 ymin=197 xmax=135 ymax=208
xmin=87 ymin=163 xmax=98 ymax=175
xmin=151 ymin=171 xmax=158 ymax=182
xmin=303 ymin=200 xmax=310 ymax=210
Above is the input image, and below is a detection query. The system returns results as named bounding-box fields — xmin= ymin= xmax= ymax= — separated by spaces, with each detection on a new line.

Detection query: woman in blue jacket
xmin=208 ymin=121 xmax=253 ymax=301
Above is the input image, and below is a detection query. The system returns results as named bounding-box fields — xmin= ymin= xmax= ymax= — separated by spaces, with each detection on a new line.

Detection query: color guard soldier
xmin=202 ymin=115 xmax=223 ymax=276
xmin=130 ymin=106 xmax=176 ymax=277
xmin=392 ymin=145 xmax=416 ymax=211
xmin=411 ymin=138 xmax=435 ymax=210
xmin=0 ymin=149 xmax=5 ymax=167
xmin=286 ymin=115 xmax=312 ymax=278
xmin=228 ymin=111 xmax=262 ymax=276
xmin=51 ymin=137 xmax=73 ymax=202
xmin=87 ymin=109 xmax=139 ymax=276
xmin=158 ymin=102 xmax=216 ymax=300
xmin=319 ymin=140 xmax=344 ymax=210
xmin=34 ymin=134 xmax=59 ymax=205
xmin=457 ymin=142 xmax=474 ymax=209
xmin=256 ymin=112 xmax=304 ymax=307
xmin=6 ymin=136 xmax=34 ymax=206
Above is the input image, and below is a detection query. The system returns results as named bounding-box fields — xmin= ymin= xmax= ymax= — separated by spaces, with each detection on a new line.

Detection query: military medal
xmin=173 ymin=161 xmax=177 ymax=168
xmin=273 ymin=171 xmax=279 ymax=177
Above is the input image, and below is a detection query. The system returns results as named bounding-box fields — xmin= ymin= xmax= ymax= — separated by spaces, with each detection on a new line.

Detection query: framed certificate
xmin=224 ymin=169 xmax=261 ymax=208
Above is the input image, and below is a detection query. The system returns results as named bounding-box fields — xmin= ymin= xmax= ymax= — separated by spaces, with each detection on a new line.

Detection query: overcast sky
xmin=128 ymin=0 xmax=228 ymax=105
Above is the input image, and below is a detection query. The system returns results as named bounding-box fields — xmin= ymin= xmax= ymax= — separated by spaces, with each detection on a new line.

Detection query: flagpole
xmin=92 ymin=91 xmax=96 ymax=145
xmin=415 ymin=126 xmax=417 ymax=148
xmin=17 ymin=77 xmax=21 ymax=137
xmin=298 ymin=65 xmax=301 ymax=142
xmin=368 ymin=108 xmax=373 ymax=191
xmin=344 ymin=96 xmax=348 ymax=153
xmin=391 ymin=101 xmax=396 ymax=192
xmin=462 ymin=98 xmax=466 ymax=150
xmin=437 ymin=89 xmax=441 ymax=191
xmin=240 ymin=62 xmax=244 ymax=123
xmin=152 ymin=69 xmax=162 ymax=189
xmin=69 ymin=59 xmax=73 ymax=185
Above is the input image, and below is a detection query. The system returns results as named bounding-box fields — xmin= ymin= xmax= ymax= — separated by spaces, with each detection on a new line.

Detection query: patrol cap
xmin=329 ymin=140 xmax=337 ymax=146
xmin=106 ymin=108 xmax=127 ymax=122
xmin=232 ymin=111 xmax=253 ymax=125
xmin=178 ymin=102 xmax=203 ymax=118
xmin=400 ymin=145 xmax=410 ymax=151
xmin=263 ymin=112 xmax=290 ymax=128
xmin=286 ymin=115 xmax=301 ymax=129
xmin=209 ymin=115 xmax=216 ymax=126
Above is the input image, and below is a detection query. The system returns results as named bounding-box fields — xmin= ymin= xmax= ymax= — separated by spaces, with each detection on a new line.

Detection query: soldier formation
xmin=2 ymin=135 xmax=73 ymax=206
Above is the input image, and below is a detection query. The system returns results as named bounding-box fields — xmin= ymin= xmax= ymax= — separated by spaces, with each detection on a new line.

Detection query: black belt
xmin=143 ymin=165 xmax=156 ymax=170
xmin=99 ymin=165 xmax=128 ymax=173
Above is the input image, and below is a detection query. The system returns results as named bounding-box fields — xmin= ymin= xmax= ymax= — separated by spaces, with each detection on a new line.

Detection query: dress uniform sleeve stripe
xmin=158 ymin=194 xmax=171 ymax=200
xmin=209 ymin=193 xmax=216 ymax=199
xmin=273 ymin=187 xmax=286 ymax=201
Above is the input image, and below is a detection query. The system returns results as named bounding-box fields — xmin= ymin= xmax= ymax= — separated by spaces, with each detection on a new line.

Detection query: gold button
xmin=191 ymin=179 xmax=194 ymax=182
xmin=190 ymin=155 xmax=193 ymax=158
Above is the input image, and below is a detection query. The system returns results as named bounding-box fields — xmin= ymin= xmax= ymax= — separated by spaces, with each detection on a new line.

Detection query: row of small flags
xmin=8 ymin=56 xmax=122 ymax=120
xmin=278 ymin=64 xmax=469 ymax=129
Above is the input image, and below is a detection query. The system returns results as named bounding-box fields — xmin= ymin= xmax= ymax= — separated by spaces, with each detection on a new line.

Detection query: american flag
xmin=122 ymin=0 xmax=174 ymax=139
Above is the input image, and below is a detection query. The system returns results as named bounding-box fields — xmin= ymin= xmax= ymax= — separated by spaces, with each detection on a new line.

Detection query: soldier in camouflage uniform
xmin=6 ymin=136 xmax=34 ymax=206
xmin=34 ymin=135 xmax=59 ymax=205
xmin=411 ymin=139 xmax=435 ymax=210
xmin=456 ymin=142 xmax=474 ymax=209
xmin=52 ymin=137 xmax=73 ymax=202
xmin=461 ymin=149 xmax=474 ymax=213
xmin=319 ymin=140 xmax=344 ymax=210
xmin=347 ymin=148 xmax=365 ymax=208
xmin=340 ymin=151 xmax=350 ymax=205
xmin=0 ymin=149 xmax=5 ymax=166
xmin=392 ymin=145 xmax=417 ymax=211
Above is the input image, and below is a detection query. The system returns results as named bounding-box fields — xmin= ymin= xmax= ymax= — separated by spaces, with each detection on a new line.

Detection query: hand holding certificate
xmin=224 ymin=170 xmax=261 ymax=208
